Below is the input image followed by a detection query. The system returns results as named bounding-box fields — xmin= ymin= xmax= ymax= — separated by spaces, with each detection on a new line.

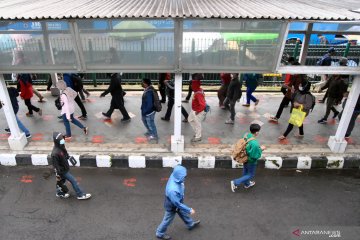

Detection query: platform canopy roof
xmin=1 ymin=0 xmax=360 ymax=20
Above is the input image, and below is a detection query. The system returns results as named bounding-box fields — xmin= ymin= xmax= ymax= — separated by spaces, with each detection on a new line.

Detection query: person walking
xmin=217 ymin=73 xmax=231 ymax=108
xmin=2 ymin=87 xmax=31 ymax=138
xmin=156 ymin=165 xmax=200 ymax=240
xmin=161 ymin=79 xmax=189 ymax=122
xmin=63 ymin=73 xmax=88 ymax=120
xmin=159 ymin=72 xmax=171 ymax=103
xmin=278 ymin=79 xmax=316 ymax=140
xmin=317 ymin=73 xmax=348 ymax=124
xmin=313 ymin=47 xmax=336 ymax=94
xmin=17 ymin=73 xmax=42 ymax=117
xmin=141 ymin=78 xmax=159 ymax=142
xmin=51 ymin=131 xmax=91 ymax=200
xmin=57 ymin=80 xmax=88 ymax=141
xmin=188 ymin=79 xmax=206 ymax=142
xmin=100 ymin=73 xmax=131 ymax=122
xmin=243 ymin=73 xmax=261 ymax=107
xmin=269 ymin=74 xmax=304 ymax=122
xmin=231 ymin=124 xmax=265 ymax=191
xmin=76 ymin=73 xmax=91 ymax=101
xmin=224 ymin=73 xmax=242 ymax=124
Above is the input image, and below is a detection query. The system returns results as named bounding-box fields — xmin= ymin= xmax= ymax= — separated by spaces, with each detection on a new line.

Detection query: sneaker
xmin=230 ymin=180 xmax=237 ymax=193
xmin=161 ymin=100 xmax=166 ymax=104
xmin=269 ymin=116 xmax=278 ymax=122
xmin=242 ymin=104 xmax=250 ymax=107
xmin=191 ymin=137 xmax=202 ymax=143
xmin=4 ymin=128 xmax=10 ymax=133
xmin=56 ymin=193 xmax=70 ymax=198
xmin=333 ymin=111 xmax=339 ymax=119
xmin=161 ymin=117 xmax=170 ymax=121
xmin=83 ymin=127 xmax=88 ymax=135
xmin=244 ymin=181 xmax=256 ymax=189
xmin=318 ymin=118 xmax=327 ymax=124
xmin=102 ymin=112 xmax=111 ymax=119
xmin=147 ymin=135 xmax=158 ymax=143
xmin=255 ymin=99 xmax=260 ymax=106
xmin=121 ymin=118 xmax=131 ymax=122
xmin=38 ymin=109 xmax=42 ymax=116
xmin=144 ymin=132 xmax=151 ymax=137
xmin=26 ymin=112 xmax=33 ymax=117
xmin=225 ymin=119 xmax=234 ymax=124
xmin=86 ymin=92 xmax=91 ymax=98
xmin=182 ymin=99 xmax=189 ymax=103
xmin=156 ymin=234 xmax=171 ymax=240
xmin=77 ymin=193 xmax=91 ymax=200
xmin=188 ymin=220 xmax=201 ymax=230
xmin=345 ymin=136 xmax=350 ymax=140
xmin=78 ymin=115 xmax=87 ymax=120
xmin=57 ymin=115 xmax=63 ymax=120
xmin=25 ymin=134 xmax=32 ymax=139
xmin=182 ymin=119 xmax=188 ymax=123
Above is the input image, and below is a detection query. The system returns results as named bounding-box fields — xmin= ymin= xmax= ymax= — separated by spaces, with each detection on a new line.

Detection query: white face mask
xmin=59 ymin=139 xmax=65 ymax=145
xmin=299 ymin=86 xmax=304 ymax=91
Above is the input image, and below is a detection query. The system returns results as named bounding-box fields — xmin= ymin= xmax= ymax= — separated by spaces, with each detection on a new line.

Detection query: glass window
xmin=289 ymin=22 xmax=308 ymax=31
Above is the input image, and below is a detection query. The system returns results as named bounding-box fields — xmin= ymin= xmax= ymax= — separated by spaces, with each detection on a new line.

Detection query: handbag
xmin=288 ymin=105 xmax=306 ymax=127
xmin=68 ymin=156 xmax=77 ymax=166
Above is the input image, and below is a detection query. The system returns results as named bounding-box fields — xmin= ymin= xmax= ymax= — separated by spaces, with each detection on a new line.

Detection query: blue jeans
xmin=156 ymin=209 xmax=194 ymax=237
xmin=233 ymin=163 xmax=257 ymax=187
xmin=142 ymin=112 xmax=158 ymax=138
xmin=15 ymin=115 xmax=30 ymax=136
xmin=56 ymin=171 xmax=84 ymax=197
xmin=62 ymin=113 xmax=85 ymax=137
xmin=246 ymin=87 xmax=257 ymax=104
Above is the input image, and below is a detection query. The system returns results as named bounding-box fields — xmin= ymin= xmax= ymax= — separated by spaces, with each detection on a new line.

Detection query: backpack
xmin=71 ymin=74 xmax=83 ymax=92
xmin=231 ymin=133 xmax=255 ymax=164
xmin=151 ymin=87 xmax=162 ymax=112
xmin=55 ymin=93 xmax=66 ymax=110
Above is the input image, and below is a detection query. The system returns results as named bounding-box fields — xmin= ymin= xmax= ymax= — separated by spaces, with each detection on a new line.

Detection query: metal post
xmin=88 ymin=40 xmax=97 ymax=87
xmin=299 ymin=23 xmax=313 ymax=65
xmin=343 ymin=42 xmax=350 ymax=57
xmin=41 ymin=22 xmax=59 ymax=96
xmin=171 ymin=19 xmax=184 ymax=153
xmin=328 ymin=75 xmax=360 ymax=153
xmin=0 ymin=74 xmax=27 ymax=150
xmin=292 ymin=39 xmax=300 ymax=58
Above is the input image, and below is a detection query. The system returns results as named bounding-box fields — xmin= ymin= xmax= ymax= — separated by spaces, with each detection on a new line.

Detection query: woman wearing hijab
xmin=278 ymin=78 xmax=316 ymax=140
xmin=57 ymin=80 xmax=88 ymax=141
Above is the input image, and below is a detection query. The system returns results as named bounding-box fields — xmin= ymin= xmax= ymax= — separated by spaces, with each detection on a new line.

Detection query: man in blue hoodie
xmin=156 ymin=165 xmax=200 ymax=240
xmin=141 ymin=78 xmax=159 ymax=142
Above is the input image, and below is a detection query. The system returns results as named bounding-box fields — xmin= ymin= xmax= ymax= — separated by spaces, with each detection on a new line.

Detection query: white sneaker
xmin=230 ymin=181 xmax=237 ymax=192
xmin=244 ymin=181 xmax=256 ymax=189
xmin=225 ymin=119 xmax=234 ymax=124
xmin=56 ymin=193 xmax=70 ymax=198
xmin=77 ymin=193 xmax=91 ymax=200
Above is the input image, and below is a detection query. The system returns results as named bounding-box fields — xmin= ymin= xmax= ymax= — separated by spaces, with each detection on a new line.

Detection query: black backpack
xmin=55 ymin=93 xmax=66 ymax=110
xmin=151 ymin=87 xmax=162 ymax=112
xmin=71 ymin=74 xmax=83 ymax=92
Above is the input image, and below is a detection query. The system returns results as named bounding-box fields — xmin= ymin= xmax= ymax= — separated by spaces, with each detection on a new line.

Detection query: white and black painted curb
xmin=0 ymin=154 xmax=359 ymax=169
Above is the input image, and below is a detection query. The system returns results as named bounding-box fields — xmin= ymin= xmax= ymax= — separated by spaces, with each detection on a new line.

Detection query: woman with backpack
xmin=57 ymin=80 xmax=88 ymax=141
xmin=17 ymin=74 xmax=42 ymax=117
xmin=278 ymin=78 xmax=315 ymax=140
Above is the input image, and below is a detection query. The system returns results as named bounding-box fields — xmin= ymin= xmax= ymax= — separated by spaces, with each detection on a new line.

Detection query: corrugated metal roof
xmin=0 ymin=0 xmax=360 ymax=21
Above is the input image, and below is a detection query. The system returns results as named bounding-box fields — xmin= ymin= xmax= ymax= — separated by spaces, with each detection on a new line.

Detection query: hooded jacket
xmin=51 ymin=132 xmax=70 ymax=176
xmin=164 ymin=165 xmax=192 ymax=214
xmin=141 ymin=85 xmax=155 ymax=116
xmin=191 ymin=80 xmax=206 ymax=112
xmin=18 ymin=74 xmax=33 ymax=100
xmin=58 ymin=80 xmax=78 ymax=119
xmin=227 ymin=77 xmax=242 ymax=102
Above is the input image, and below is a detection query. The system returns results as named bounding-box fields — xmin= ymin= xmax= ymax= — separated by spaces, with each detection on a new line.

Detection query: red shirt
xmin=192 ymin=89 xmax=206 ymax=112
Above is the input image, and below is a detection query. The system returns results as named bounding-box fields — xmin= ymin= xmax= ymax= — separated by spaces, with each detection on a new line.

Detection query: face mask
xmin=59 ymin=139 xmax=65 ymax=145
xmin=299 ymin=86 xmax=304 ymax=91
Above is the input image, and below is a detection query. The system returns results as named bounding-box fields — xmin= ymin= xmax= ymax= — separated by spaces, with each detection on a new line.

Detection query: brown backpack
xmin=231 ymin=134 xmax=255 ymax=164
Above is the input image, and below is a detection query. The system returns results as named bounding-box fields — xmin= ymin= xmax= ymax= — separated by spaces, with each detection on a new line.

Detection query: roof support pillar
xmin=0 ymin=74 xmax=27 ymax=150
xmin=328 ymin=75 xmax=360 ymax=153
xmin=299 ymin=23 xmax=313 ymax=65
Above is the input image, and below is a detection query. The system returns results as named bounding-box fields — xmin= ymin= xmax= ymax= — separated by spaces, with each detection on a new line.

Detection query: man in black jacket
xmin=100 ymin=73 xmax=131 ymax=122
xmin=224 ymin=73 xmax=242 ymax=124
xmin=51 ymin=131 xmax=91 ymax=200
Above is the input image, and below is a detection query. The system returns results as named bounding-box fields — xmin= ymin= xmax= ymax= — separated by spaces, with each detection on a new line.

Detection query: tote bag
xmin=289 ymin=105 xmax=306 ymax=127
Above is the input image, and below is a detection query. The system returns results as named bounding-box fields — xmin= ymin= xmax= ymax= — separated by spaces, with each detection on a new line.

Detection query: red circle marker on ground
xmin=135 ymin=137 xmax=148 ymax=144
xmin=208 ymin=137 xmax=221 ymax=144
xmin=123 ymin=178 xmax=136 ymax=187
xmin=92 ymin=136 xmax=104 ymax=143
xmin=20 ymin=175 xmax=34 ymax=183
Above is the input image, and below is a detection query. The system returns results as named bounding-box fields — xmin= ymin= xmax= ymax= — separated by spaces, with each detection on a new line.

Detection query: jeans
xmin=16 ymin=115 xmax=30 ymax=136
xmin=156 ymin=209 xmax=194 ymax=237
xmin=233 ymin=163 xmax=257 ymax=187
xmin=106 ymin=98 xmax=130 ymax=119
xmin=283 ymin=123 xmax=304 ymax=137
xmin=275 ymin=97 xmax=291 ymax=119
xmin=142 ymin=112 xmax=158 ymax=138
xmin=56 ymin=171 xmax=84 ymax=197
xmin=164 ymin=97 xmax=189 ymax=120
xmin=62 ymin=113 xmax=85 ymax=137
xmin=246 ymin=86 xmax=257 ymax=104
xmin=24 ymin=99 xmax=40 ymax=114
xmin=224 ymin=98 xmax=236 ymax=121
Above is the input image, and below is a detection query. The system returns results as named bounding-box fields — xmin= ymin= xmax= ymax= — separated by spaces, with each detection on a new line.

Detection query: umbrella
xmin=110 ymin=21 xmax=156 ymax=41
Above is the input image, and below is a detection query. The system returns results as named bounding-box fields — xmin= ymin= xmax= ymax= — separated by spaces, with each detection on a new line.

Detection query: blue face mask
xmin=59 ymin=139 xmax=65 ymax=145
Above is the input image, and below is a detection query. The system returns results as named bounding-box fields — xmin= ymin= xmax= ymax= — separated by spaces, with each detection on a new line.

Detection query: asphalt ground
xmin=0 ymin=91 xmax=359 ymax=147
xmin=0 ymin=166 xmax=359 ymax=240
